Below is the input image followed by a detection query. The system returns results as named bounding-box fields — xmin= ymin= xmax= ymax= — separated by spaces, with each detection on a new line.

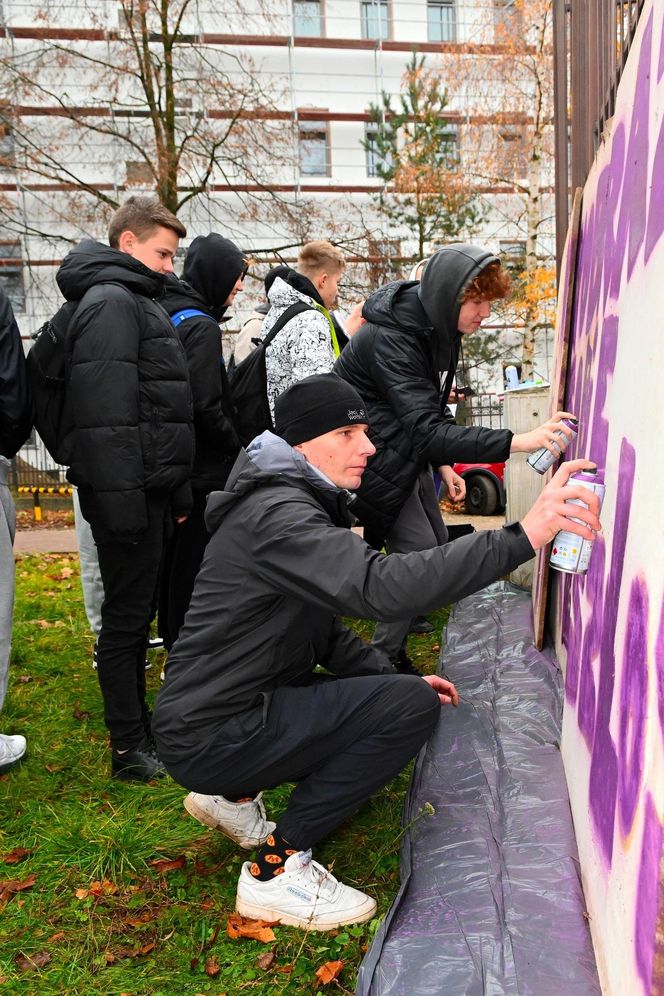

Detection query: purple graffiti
xmin=620 ymin=8 xmax=653 ymax=281
xmin=657 ymin=598 xmax=664 ymax=742
xmin=588 ymin=438 xmax=636 ymax=864
xmin=618 ymin=577 xmax=649 ymax=836
xmin=576 ymin=541 xmax=606 ymax=743
xmin=635 ymin=793 xmax=663 ymax=993
xmin=645 ymin=111 xmax=664 ymax=263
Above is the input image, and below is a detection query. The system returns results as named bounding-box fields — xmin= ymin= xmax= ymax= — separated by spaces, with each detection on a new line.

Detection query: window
xmin=494 ymin=0 xmax=522 ymax=35
xmin=0 ymin=123 xmax=15 ymax=173
xmin=125 ymin=160 xmax=154 ymax=185
xmin=364 ymin=122 xmax=393 ymax=177
xmin=427 ymin=0 xmax=456 ymax=42
xmin=298 ymin=120 xmax=329 ymax=176
xmin=293 ymin=0 xmax=323 ymax=36
xmin=436 ymin=124 xmax=459 ymax=167
xmin=0 ymin=242 xmax=25 ymax=313
xmin=361 ymin=0 xmax=388 ymax=40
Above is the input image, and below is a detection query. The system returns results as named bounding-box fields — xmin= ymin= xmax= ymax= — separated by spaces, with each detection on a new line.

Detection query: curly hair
xmin=461 ymin=261 xmax=510 ymax=302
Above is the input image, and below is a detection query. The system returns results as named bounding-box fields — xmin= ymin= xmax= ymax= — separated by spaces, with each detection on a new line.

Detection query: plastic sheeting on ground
xmin=357 ymin=582 xmax=600 ymax=996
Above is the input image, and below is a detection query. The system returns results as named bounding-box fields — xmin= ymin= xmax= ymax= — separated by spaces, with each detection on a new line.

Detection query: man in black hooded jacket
xmin=335 ymin=243 xmax=575 ymax=671
xmin=158 ymin=233 xmax=245 ymax=650
xmin=57 ymin=196 xmax=194 ymax=782
xmin=151 ymin=372 xmax=600 ymax=932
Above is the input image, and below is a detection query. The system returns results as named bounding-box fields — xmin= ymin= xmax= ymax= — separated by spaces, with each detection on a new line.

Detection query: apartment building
xmin=0 ymin=0 xmax=554 ymax=384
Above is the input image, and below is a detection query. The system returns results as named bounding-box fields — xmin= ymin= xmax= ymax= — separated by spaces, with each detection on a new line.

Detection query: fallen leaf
xmin=13 ymin=950 xmax=51 ymax=972
xmin=1 ymin=847 xmax=32 ymax=865
xmin=315 ymin=960 xmax=344 ymax=986
xmin=275 ymin=963 xmax=293 ymax=974
xmin=226 ymin=913 xmax=277 ymax=943
xmin=18 ymin=675 xmax=32 ymax=683
xmin=149 ymin=855 xmax=186 ymax=874
xmin=0 ymin=872 xmax=37 ymax=902
xmin=74 ymin=878 xmax=118 ymax=899
xmin=72 ymin=707 xmax=91 ymax=721
xmin=124 ymin=912 xmax=155 ymax=928
xmin=48 ymin=932 xmax=65 ymax=943
xmin=257 ymin=950 xmax=276 ymax=971
xmin=45 ymin=764 xmax=65 ymax=773
xmin=33 ymin=619 xmax=54 ymax=629
xmin=204 ymin=955 xmax=221 ymax=977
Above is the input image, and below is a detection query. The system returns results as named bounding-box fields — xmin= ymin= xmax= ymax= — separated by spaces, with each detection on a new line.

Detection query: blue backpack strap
xmin=170 ymin=308 xmax=210 ymax=328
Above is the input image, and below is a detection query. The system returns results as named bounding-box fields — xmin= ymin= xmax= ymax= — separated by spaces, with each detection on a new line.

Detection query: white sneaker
xmin=183 ymin=792 xmax=276 ymax=849
xmin=235 ymin=849 xmax=377 ymax=931
xmin=0 ymin=733 xmax=27 ymax=773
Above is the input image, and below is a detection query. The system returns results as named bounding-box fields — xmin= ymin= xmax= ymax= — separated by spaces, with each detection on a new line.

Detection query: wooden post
xmin=504 ymin=387 xmax=550 ymax=587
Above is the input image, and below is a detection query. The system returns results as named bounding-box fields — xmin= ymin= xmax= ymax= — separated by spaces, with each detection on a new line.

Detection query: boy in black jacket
xmin=152 ymin=373 xmax=600 ymax=932
xmin=159 ymin=233 xmax=245 ymax=650
xmin=58 ymin=196 xmax=194 ymax=782
xmin=0 ymin=285 xmax=32 ymax=772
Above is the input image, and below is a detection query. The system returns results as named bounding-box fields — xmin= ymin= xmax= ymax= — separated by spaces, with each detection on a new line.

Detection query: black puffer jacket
xmin=57 ymin=239 xmax=194 ymax=541
xmin=152 ymin=431 xmax=534 ymax=757
xmin=162 ymin=277 xmax=240 ymax=493
xmin=0 ymin=286 xmax=32 ymax=459
xmin=335 ymin=244 xmax=513 ymax=536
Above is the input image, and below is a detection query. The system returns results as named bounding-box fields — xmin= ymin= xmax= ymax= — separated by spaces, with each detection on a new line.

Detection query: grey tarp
xmin=356 ymin=582 xmax=600 ymax=996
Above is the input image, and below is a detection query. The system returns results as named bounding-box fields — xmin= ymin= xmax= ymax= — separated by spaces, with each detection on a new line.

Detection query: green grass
xmin=1 ymin=553 xmax=449 ymax=995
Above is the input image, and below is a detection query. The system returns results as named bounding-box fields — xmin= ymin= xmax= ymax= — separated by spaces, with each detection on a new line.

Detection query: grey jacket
xmin=152 ymin=432 xmax=534 ymax=755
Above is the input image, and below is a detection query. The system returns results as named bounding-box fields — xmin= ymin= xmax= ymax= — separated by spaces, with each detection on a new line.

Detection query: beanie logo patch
xmin=347 ymin=408 xmax=367 ymax=421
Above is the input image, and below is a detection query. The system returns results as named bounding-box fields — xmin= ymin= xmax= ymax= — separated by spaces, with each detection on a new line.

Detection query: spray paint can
xmin=527 ymin=417 xmax=579 ymax=474
xmin=549 ymin=468 xmax=605 ymax=574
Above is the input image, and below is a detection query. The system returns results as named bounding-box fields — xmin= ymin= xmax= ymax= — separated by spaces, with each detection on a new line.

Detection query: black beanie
xmin=274 ymin=374 xmax=369 ymax=445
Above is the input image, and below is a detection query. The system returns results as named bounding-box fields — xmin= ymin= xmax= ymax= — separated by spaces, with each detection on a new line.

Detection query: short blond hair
xmin=108 ymin=196 xmax=186 ymax=248
xmin=297 ymin=240 xmax=345 ymax=279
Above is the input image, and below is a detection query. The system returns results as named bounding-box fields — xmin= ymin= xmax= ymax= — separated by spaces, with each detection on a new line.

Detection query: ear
xmin=117 ymin=229 xmax=136 ymax=255
xmin=315 ymin=271 xmax=328 ymax=292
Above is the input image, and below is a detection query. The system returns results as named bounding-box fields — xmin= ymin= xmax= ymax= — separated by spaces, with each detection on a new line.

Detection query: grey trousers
xmin=0 ymin=457 xmax=16 ymax=712
xmin=73 ymin=487 xmax=103 ymax=636
xmin=371 ymin=470 xmax=448 ymax=662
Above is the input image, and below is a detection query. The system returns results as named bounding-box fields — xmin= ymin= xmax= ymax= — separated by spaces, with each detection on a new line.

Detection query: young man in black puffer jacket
xmin=57 ymin=196 xmax=194 ymax=782
xmin=335 ymin=243 xmax=576 ymax=672
xmin=158 ymin=233 xmax=245 ymax=651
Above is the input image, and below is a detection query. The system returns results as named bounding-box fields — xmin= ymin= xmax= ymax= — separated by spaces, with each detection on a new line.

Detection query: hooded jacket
xmin=261 ymin=268 xmax=339 ymax=418
xmin=162 ymin=238 xmax=243 ymax=491
xmin=57 ymin=239 xmax=194 ymax=540
xmin=334 ymin=244 xmax=513 ymax=537
xmin=0 ymin=286 xmax=32 ymax=459
xmin=151 ymin=430 xmax=534 ymax=756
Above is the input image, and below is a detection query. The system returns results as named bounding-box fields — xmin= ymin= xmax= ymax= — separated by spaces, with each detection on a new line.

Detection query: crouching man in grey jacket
xmin=152 ymin=373 xmax=600 ymax=932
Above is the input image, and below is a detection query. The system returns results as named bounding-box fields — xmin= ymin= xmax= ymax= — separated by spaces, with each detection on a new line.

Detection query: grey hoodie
xmin=151 ymin=431 xmax=534 ymax=759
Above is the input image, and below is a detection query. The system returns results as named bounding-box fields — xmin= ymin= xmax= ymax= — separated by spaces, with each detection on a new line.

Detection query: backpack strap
xmin=170 ymin=308 xmax=214 ymax=328
xmin=261 ymin=301 xmax=314 ymax=349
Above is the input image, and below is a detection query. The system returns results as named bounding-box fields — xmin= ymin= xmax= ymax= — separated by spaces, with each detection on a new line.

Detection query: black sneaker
xmin=393 ymin=651 xmax=422 ymax=676
xmin=409 ymin=615 xmax=434 ymax=635
xmin=111 ymin=739 xmax=166 ymax=782
xmin=147 ymin=637 xmax=165 ymax=652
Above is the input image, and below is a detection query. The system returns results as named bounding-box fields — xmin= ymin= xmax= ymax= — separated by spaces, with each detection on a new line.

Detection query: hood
xmin=418 ymin=243 xmax=499 ymax=344
xmin=204 ymin=431 xmax=354 ymax=534
xmin=267 ymin=267 xmax=325 ymax=309
xmin=56 ymin=238 xmax=166 ymax=301
xmin=183 ymin=234 xmax=246 ymax=321
xmin=160 ymin=273 xmax=213 ymax=319
xmin=362 ymin=280 xmax=432 ymax=334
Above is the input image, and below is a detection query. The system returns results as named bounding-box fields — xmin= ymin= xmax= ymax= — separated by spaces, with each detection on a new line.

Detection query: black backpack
xmin=25 ymin=300 xmax=80 ymax=465
xmin=229 ymin=301 xmax=313 ymax=445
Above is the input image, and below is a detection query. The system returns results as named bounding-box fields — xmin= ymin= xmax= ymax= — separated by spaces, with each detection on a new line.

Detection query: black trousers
xmin=158 ymin=489 xmax=209 ymax=652
xmin=94 ymin=491 xmax=171 ymax=750
xmin=160 ymin=673 xmax=441 ymax=850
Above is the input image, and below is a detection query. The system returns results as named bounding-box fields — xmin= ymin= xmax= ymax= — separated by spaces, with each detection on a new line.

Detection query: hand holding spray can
xmin=549 ymin=467 xmax=605 ymax=574
xmin=527 ymin=417 xmax=578 ymax=474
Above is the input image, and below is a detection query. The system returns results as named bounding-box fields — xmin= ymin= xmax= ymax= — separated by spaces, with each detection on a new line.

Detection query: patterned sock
xmin=249 ymin=830 xmax=299 ymax=882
